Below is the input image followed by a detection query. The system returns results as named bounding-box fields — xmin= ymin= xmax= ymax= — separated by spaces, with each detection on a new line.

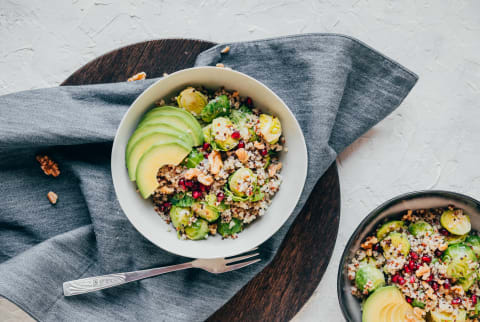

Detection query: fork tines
xmin=224 ymin=248 xmax=261 ymax=272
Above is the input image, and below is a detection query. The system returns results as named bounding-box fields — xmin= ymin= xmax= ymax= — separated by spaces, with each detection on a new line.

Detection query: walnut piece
xmin=268 ymin=162 xmax=282 ymax=177
xmin=220 ymin=46 xmax=230 ymax=54
xmin=197 ymin=173 xmax=214 ymax=186
xmin=208 ymin=151 xmax=223 ymax=175
xmin=36 ymin=155 xmax=60 ymax=177
xmin=127 ymin=71 xmax=146 ymax=82
xmin=208 ymin=223 xmax=217 ymax=235
xmin=361 ymin=236 xmax=378 ymax=250
xmin=184 ymin=168 xmax=201 ymax=180
xmin=254 ymin=141 xmax=265 ymax=150
xmin=438 ymin=243 xmax=448 ymax=251
xmin=47 ymin=191 xmax=58 ymax=205
xmin=159 ymin=186 xmax=174 ymax=194
xmin=416 ymin=264 xmax=430 ymax=279
xmin=235 ymin=148 xmax=248 ymax=163
xmin=402 ymin=209 xmax=414 ymax=221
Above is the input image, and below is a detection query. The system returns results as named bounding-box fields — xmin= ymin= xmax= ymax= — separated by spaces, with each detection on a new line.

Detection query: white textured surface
xmin=1 ymin=1 xmax=480 ymax=321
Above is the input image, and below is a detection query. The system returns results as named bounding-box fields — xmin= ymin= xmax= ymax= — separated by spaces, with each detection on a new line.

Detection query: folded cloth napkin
xmin=0 ymin=34 xmax=417 ymax=321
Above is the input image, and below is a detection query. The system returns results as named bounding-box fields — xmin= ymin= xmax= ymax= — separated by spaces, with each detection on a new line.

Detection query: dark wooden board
xmin=62 ymin=39 xmax=341 ymax=322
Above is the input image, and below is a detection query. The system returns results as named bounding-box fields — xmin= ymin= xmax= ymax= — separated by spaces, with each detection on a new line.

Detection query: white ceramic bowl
xmin=111 ymin=67 xmax=308 ymax=259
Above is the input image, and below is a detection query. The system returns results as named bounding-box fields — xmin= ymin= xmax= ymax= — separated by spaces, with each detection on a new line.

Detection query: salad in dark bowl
xmin=338 ymin=191 xmax=480 ymax=322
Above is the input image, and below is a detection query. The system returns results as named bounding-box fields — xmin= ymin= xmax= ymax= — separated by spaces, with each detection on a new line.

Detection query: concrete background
xmin=1 ymin=0 xmax=480 ymax=321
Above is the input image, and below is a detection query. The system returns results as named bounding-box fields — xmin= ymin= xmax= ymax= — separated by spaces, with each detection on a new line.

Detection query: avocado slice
xmin=135 ymin=142 xmax=191 ymax=198
xmin=127 ymin=132 xmax=193 ymax=181
xmin=139 ymin=106 xmax=203 ymax=146
xmin=126 ymin=124 xmax=193 ymax=157
xmin=362 ymin=286 xmax=405 ymax=322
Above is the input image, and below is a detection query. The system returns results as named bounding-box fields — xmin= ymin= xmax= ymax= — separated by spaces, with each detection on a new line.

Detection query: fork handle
xmin=63 ymin=262 xmax=193 ymax=296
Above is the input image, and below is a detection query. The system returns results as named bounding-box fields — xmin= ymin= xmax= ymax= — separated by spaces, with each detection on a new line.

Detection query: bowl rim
xmin=111 ymin=66 xmax=308 ymax=258
xmin=336 ymin=189 xmax=480 ymax=321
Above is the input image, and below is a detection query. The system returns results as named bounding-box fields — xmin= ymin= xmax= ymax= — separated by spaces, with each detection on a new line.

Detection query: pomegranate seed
xmin=373 ymin=243 xmax=381 ymax=251
xmin=217 ymin=191 xmax=225 ymax=202
xmin=185 ymin=180 xmax=193 ymax=188
xmin=406 ymin=297 xmax=413 ymax=303
xmin=431 ymin=282 xmax=439 ymax=292
xmin=159 ymin=204 xmax=165 ymax=212
xmin=193 ymin=182 xmax=201 ymax=191
xmin=422 ymin=255 xmax=431 ymax=263
xmin=444 ymin=280 xmax=451 ymax=289
xmin=204 ymin=153 xmax=209 ymax=158
xmin=179 ymin=178 xmax=186 ymax=189
xmin=163 ymin=202 xmax=171 ymax=209
xmin=404 ymin=266 xmax=411 ymax=274
xmin=452 ymin=298 xmax=461 ymax=305
xmin=260 ymin=149 xmax=268 ymax=156
xmin=238 ymin=141 xmax=245 ymax=149
xmin=410 ymin=251 xmax=419 ymax=260
xmin=472 ymin=295 xmax=477 ymax=305
xmin=392 ymin=275 xmax=399 ymax=283
xmin=246 ymin=97 xmax=253 ymax=107
xmin=199 ymin=184 xmax=206 ymax=192
xmin=192 ymin=190 xmax=202 ymax=199
xmin=426 ymin=275 xmax=433 ymax=283
xmin=410 ymin=276 xmax=415 ymax=283
xmin=439 ymin=228 xmax=449 ymax=236
xmin=434 ymin=250 xmax=443 ymax=257
xmin=408 ymin=260 xmax=416 ymax=271
xmin=398 ymin=277 xmax=406 ymax=285
xmin=203 ymin=142 xmax=211 ymax=150
xmin=231 ymin=131 xmax=241 ymax=139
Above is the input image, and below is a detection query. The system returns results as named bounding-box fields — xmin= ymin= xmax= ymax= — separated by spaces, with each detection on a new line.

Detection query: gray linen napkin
xmin=0 ymin=34 xmax=417 ymax=321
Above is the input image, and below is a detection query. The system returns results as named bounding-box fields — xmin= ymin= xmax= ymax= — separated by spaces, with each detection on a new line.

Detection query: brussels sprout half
xmin=381 ymin=232 xmax=410 ymax=259
xmin=177 ymin=87 xmax=208 ymax=116
xmin=228 ymin=168 xmax=257 ymax=198
xmin=408 ymin=220 xmax=434 ymax=237
xmin=192 ymin=202 xmax=220 ymax=223
xmin=185 ymin=219 xmax=209 ymax=240
xmin=218 ymin=218 xmax=243 ymax=237
xmin=200 ymin=95 xmax=230 ymax=123
xmin=258 ymin=114 xmax=282 ymax=144
xmin=446 ymin=234 xmax=468 ymax=245
xmin=355 ymin=263 xmax=385 ymax=294
xmin=209 ymin=117 xmax=239 ymax=151
xmin=442 ymin=243 xmax=477 ymax=280
xmin=377 ymin=220 xmax=406 ymax=240
xmin=170 ymin=206 xmax=193 ymax=228
xmin=440 ymin=209 xmax=471 ymax=235
xmin=466 ymin=235 xmax=480 ymax=259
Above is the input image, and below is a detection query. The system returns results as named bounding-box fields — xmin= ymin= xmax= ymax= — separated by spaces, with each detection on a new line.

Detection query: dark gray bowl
xmin=337 ymin=190 xmax=480 ymax=321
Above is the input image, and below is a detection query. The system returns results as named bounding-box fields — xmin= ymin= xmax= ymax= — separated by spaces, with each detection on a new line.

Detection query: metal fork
xmin=63 ymin=248 xmax=260 ymax=296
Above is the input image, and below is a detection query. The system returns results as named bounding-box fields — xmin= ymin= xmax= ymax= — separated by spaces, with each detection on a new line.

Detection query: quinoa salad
xmin=348 ymin=206 xmax=480 ymax=321
xmin=125 ymin=86 xmax=284 ymax=241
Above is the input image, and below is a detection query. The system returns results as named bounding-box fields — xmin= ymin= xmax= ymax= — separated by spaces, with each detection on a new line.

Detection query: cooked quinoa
xmin=348 ymin=206 xmax=480 ymax=321
xmin=150 ymin=87 xmax=284 ymax=240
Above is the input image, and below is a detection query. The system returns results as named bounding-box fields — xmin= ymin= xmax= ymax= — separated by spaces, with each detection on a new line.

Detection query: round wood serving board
xmin=62 ymin=39 xmax=341 ymax=322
